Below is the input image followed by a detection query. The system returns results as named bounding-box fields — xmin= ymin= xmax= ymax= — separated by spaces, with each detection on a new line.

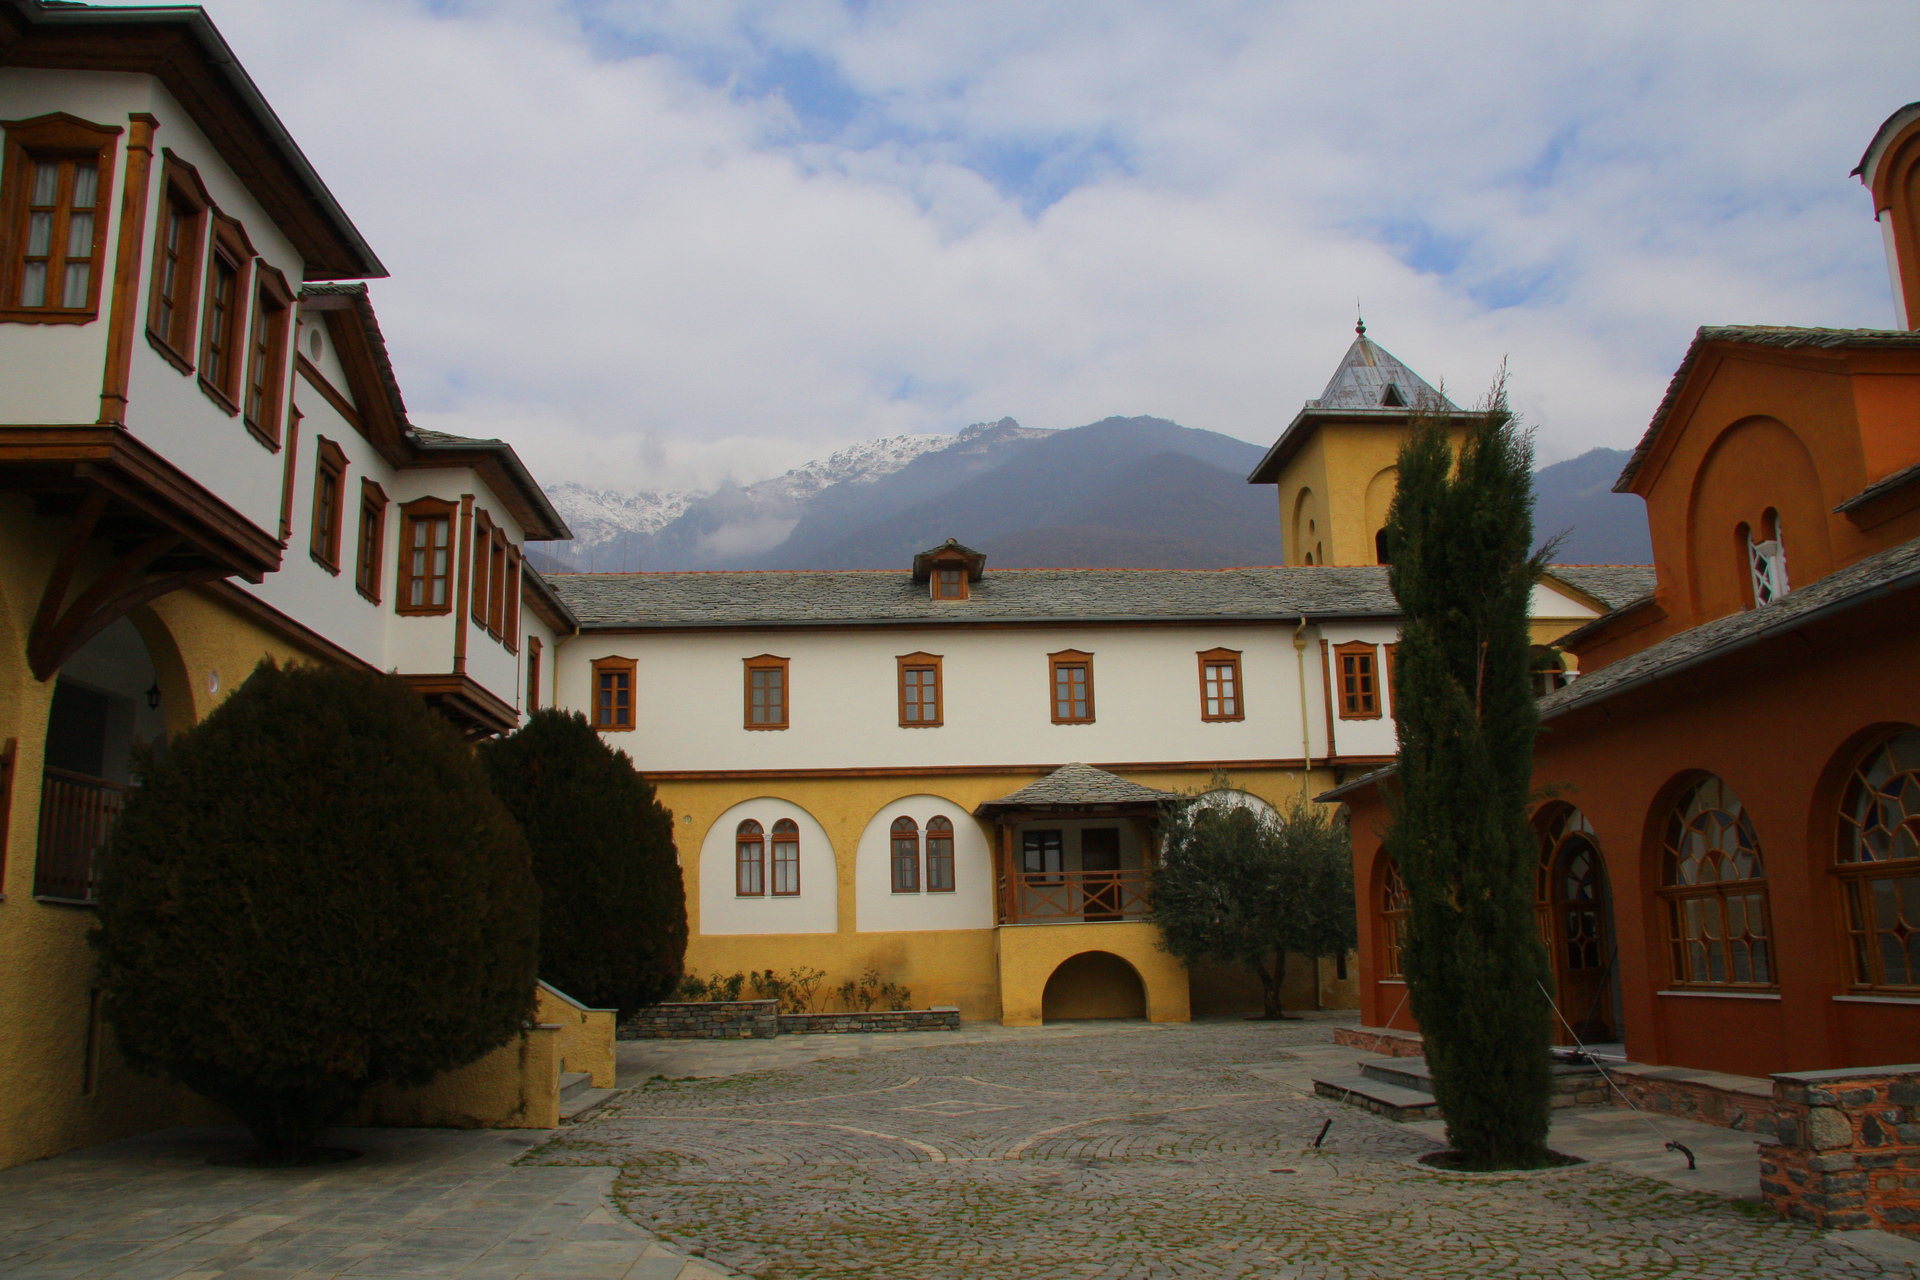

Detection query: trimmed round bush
xmin=479 ymin=709 xmax=687 ymax=1017
xmin=91 ymin=661 xmax=539 ymax=1161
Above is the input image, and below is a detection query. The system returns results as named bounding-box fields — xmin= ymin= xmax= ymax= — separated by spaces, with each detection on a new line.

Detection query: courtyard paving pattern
xmin=540 ymin=1019 xmax=1920 ymax=1280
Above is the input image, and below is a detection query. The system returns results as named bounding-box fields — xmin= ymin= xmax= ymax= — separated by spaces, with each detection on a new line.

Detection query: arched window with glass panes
xmin=1657 ymin=776 xmax=1774 ymax=987
xmin=890 ymin=816 xmax=920 ymax=893
xmin=771 ymin=819 xmax=800 ymax=896
xmin=1836 ymin=729 xmax=1920 ymax=990
xmin=736 ymin=820 xmax=764 ymax=896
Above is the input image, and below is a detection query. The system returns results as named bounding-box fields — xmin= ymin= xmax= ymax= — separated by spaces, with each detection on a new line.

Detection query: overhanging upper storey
xmin=0 ymin=0 xmax=384 ymax=280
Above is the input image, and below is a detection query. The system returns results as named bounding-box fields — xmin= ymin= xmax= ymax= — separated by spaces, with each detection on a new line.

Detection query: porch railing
xmin=35 ymin=768 xmax=128 ymax=904
xmin=996 ymin=868 xmax=1151 ymax=925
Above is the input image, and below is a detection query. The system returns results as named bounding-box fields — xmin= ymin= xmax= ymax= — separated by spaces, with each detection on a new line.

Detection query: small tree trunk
xmin=1251 ymin=949 xmax=1290 ymax=1019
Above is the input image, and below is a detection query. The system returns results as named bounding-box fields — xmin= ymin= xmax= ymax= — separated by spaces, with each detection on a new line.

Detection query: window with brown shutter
xmin=488 ymin=527 xmax=507 ymax=638
xmin=396 ymin=497 xmax=455 ymax=615
xmin=309 ymin=436 xmax=347 ymax=573
xmin=1048 ymin=650 xmax=1094 ymax=724
xmin=592 ymin=656 xmax=637 ymax=732
xmin=897 ymin=652 xmax=943 ymax=727
xmin=527 ymin=635 xmax=543 ymax=711
xmin=470 ymin=510 xmax=493 ymax=627
xmin=355 ymin=478 xmax=387 ymax=601
xmin=1197 ymin=647 xmax=1244 ymax=721
xmin=0 ymin=114 xmax=118 ymax=324
xmin=1334 ymin=641 xmax=1381 ymax=719
xmin=503 ymin=549 xmax=521 ymax=654
xmin=744 ymin=655 xmax=789 ymax=729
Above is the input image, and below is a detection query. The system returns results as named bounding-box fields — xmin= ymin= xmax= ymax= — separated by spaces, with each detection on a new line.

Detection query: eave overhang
xmin=1247 ymin=406 xmax=1477 ymax=485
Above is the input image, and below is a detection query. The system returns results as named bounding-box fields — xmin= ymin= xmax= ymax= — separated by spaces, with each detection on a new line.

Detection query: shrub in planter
xmin=91 ymin=661 xmax=539 ymax=1163
xmin=480 ymin=709 xmax=687 ymax=1017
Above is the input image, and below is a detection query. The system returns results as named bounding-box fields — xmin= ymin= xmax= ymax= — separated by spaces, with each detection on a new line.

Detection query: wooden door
xmin=1081 ymin=828 xmax=1121 ymax=920
xmin=1552 ymin=837 xmax=1614 ymax=1041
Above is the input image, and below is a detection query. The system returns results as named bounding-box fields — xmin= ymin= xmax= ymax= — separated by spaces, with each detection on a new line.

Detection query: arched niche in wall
xmin=1364 ymin=466 xmax=1399 ymax=564
xmin=1684 ymin=416 xmax=1831 ymax=620
xmin=698 ymin=797 xmax=837 ymax=936
xmin=1291 ymin=487 xmax=1317 ymax=566
xmin=855 ymin=794 xmax=994 ymax=933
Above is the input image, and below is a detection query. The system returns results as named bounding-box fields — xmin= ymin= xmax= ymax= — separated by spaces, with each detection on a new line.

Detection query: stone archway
xmin=1042 ymin=951 xmax=1146 ymax=1021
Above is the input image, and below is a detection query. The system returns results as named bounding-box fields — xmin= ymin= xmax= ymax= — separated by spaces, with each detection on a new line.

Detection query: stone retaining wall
xmin=779 ymin=1007 xmax=960 ymax=1035
xmin=1608 ymin=1063 xmax=1776 ymax=1136
xmin=1763 ymin=1064 xmax=1920 ymax=1237
xmin=1332 ymin=1025 xmax=1424 ymax=1058
xmin=618 ymin=1000 xmax=780 ymax=1040
xmin=619 ymin=1001 xmax=961 ymax=1040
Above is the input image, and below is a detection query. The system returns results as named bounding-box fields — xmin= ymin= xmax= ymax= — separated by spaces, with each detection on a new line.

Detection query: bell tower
xmin=1854 ymin=101 xmax=1920 ymax=330
xmin=1247 ymin=322 xmax=1463 ymax=566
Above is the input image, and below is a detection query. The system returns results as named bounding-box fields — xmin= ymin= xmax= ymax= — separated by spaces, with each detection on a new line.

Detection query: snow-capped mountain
xmin=545 ymin=484 xmax=696 ymax=551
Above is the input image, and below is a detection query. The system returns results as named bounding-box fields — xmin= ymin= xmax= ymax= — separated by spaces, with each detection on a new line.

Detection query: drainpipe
xmin=1293 ymin=616 xmax=1313 ymax=799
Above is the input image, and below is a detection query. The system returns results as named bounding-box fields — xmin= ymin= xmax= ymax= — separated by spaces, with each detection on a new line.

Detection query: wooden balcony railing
xmin=996 ymin=868 xmax=1151 ymax=925
xmin=35 ymin=767 xmax=128 ymax=904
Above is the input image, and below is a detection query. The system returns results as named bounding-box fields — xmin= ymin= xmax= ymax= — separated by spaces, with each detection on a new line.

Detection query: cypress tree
xmin=1381 ymin=377 xmax=1558 ymax=1169
xmin=91 ymin=661 xmax=539 ymax=1163
xmin=479 ymin=709 xmax=687 ymax=1017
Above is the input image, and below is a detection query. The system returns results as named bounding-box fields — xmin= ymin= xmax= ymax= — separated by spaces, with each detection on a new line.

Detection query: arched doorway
xmin=1042 ymin=951 xmax=1145 ymax=1021
xmin=1535 ymin=805 xmax=1620 ymax=1044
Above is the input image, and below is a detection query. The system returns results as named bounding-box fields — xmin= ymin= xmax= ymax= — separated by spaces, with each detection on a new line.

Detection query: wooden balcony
xmin=35 ymin=768 xmax=128 ymax=904
xmin=996 ymin=867 xmax=1151 ymax=926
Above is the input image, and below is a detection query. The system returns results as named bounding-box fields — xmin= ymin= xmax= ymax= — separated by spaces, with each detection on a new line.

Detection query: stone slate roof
xmin=1617 ymin=326 xmax=1920 ymax=493
xmin=1313 ymin=324 xmax=1457 ymax=411
xmin=1319 ymin=533 xmax=1920 ymax=803
xmin=1838 ymin=460 xmax=1920 ymax=514
xmin=1542 ymin=565 xmax=1658 ymax=611
xmin=977 ymin=764 xmax=1186 ymax=815
xmin=551 ymin=566 xmax=1403 ymax=630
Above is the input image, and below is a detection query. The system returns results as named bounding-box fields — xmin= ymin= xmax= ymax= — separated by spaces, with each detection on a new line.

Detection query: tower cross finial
xmin=1355 ymin=300 xmax=1366 ymax=337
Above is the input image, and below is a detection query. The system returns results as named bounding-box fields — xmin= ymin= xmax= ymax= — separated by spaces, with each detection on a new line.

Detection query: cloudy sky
xmin=167 ymin=1 xmax=1911 ymax=492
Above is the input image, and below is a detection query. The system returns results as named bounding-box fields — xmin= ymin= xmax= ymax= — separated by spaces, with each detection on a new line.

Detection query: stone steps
xmin=1311 ymin=1074 xmax=1442 ymax=1121
xmin=558 ymin=1070 xmax=618 ymax=1122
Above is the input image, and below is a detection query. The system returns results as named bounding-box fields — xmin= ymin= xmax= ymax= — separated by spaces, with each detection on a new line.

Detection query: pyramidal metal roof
xmin=975 ymin=763 xmax=1186 ymax=816
xmin=1311 ymin=322 xmax=1456 ymax=411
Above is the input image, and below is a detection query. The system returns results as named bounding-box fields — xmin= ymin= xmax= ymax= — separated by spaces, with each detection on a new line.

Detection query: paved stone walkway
xmin=546 ymin=1019 xmax=1920 ymax=1280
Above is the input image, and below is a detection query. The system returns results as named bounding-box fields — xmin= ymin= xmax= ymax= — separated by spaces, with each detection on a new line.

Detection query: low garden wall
xmin=619 ymin=1001 xmax=960 ymax=1040
xmin=1332 ymin=1025 xmax=1425 ymax=1058
xmin=1763 ymin=1064 xmax=1920 ymax=1237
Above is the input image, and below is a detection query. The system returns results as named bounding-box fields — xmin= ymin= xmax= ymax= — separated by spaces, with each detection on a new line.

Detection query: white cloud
xmin=162 ymin=0 xmax=1911 ymax=488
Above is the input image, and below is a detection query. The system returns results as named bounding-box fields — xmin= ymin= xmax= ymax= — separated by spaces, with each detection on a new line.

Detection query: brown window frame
xmin=470 ymin=509 xmax=493 ymax=629
xmin=1334 ymin=641 xmax=1381 ymax=720
xmin=145 ymin=150 xmax=210 ymax=367
xmin=1197 ymin=647 xmax=1244 ymax=722
xmin=897 ymin=651 xmax=943 ymax=727
xmin=0 ymin=113 xmax=119 ymax=325
xmin=242 ymin=262 xmax=293 ymax=448
xmin=487 ymin=526 xmax=508 ymax=639
xmin=1657 ymin=775 xmax=1776 ymax=990
xmin=736 ymin=819 xmax=765 ymax=896
xmin=309 ymin=435 xmax=347 ymax=574
xmin=354 ymin=477 xmax=387 ymax=602
xmin=503 ymin=549 xmax=521 ymax=654
xmin=926 ymin=815 xmax=955 ymax=893
xmin=1834 ymin=728 xmax=1920 ymax=992
xmin=526 ymin=635 xmax=543 ymax=711
xmin=591 ymin=655 xmax=637 ymax=733
xmin=891 ymin=816 xmax=921 ymax=893
xmin=197 ymin=211 xmax=255 ymax=413
xmin=931 ymin=562 xmax=969 ymax=600
xmin=771 ymin=818 xmax=801 ymax=896
xmin=396 ymin=496 xmax=456 ymax=615
xmin=1048 ymin=649 xmax=1094 ymax=724
xmin=744 ymin=654 xmax=789 ymax=730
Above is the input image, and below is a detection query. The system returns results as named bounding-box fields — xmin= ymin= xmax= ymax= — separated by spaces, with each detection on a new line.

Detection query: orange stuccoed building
xmin=1326 ymin=102 xmax=1920 ymax=1080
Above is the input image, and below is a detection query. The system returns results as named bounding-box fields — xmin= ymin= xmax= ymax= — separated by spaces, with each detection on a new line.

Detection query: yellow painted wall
xmin=356 ymin=1023 xmax=560 ymax=1131
xmin=1272 ymin=419 xmax=1474 ymax=567
xmin=536 ymin=981 xmax=617 ymax=1088
xmin=997 ymin=921 xmax=1190 ymax=1026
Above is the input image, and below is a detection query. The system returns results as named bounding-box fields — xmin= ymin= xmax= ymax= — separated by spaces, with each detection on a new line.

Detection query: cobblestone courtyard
xmin=538 ymin=1020 xmax=1917 ymax=1280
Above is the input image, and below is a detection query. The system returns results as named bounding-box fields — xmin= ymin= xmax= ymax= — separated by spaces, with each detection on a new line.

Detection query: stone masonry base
xmin=620 ymin=1000 xmax=960 ymax=1040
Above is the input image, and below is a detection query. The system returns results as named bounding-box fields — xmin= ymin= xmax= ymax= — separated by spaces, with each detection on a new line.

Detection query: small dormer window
xmin=1746 ymin=511 xmax=1789 ymax=607
xmin=1381 ymin=382 xmax=1406 ymax=407
xmin=914 ymin=538 xmax=982 ymax=600
xmin=933 ymin=566 xmax=967 ymax=600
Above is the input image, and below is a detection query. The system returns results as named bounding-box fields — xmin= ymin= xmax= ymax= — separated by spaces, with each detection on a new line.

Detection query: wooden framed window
xmin=1658 ymin=775 xmax=1774 ymax=988
xmin=1198 ymin=647 xmax=1243 ymax=721
xmin=488 ymin=526 xmax=508 ymax=638
xmin=1334 ymin=641 xmax=1381 ymax=719
xmin=932 ymin=566 xmax=968 ymax=600
xmin=526 ymin=635 xmax=543 ymax=711
xmin=243 ymin=264 xmax=292 ymax=447
xmin=354 ymin=477 xmax=387 ymax=602
xmin=891 ymin=816 xmax=921 ymax=893
xmin=470 ymin=510 xmax=493 ymax=628
xmin=0 ymin=114 xmax=118 ymax=323
xmin=1384 ymin=643 xmax=1398 ymax=713
xmin=309 ymin=436 xmax=347 ymax=573
xmin=197 ymin=212 xmax=254 ymax=412
xmin=592 ymin=656 xmax=637 ymax=732
xmin=897 ymin=652 xmax=942 ymax=727
xmin=744 ymin=655 xmax=788 ymax=730
xmin=736 ymin=820 xmax=765 ymax=896
xmin=1836 ymin=729 xmax=1920 ymax=990
xmin=145 ymin=151 xmax=210 ymax=364
xmin=277 ymin=408 xmax=303 ymax=543
xmin=503 ymin=550 xmax=521 ymax=654
xmin=1381 ymin=859 xmax=1410 ymax=979
xmin=926 ymin=815 xmax=955 ymax=892
xmin=1048 ymin=650 xmax=1094 ymax=724
xmin=396 ymin=497 xmax=455 ymax=614
xmin=771 ymin=818 xmax=801 ymax=895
